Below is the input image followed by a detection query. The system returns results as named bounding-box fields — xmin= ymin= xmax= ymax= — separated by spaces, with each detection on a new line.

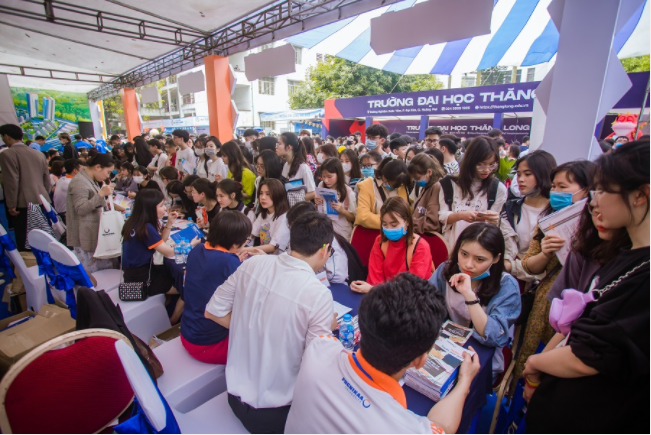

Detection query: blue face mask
xmin=549 ymin=190 xmax=581 ymax=211
xmin=361 ymin=167 xmax=375 ymax=179
xmin=384 ymin=184 xmax=394 ymax=191
xmin=459 ymin=263 xmax=491 ymax=281
xmin=366 ymin=139 xmax=377 ymax=150
xmin=383 ymin=226 xmax=406 ymax=241
xmin=111 ymin=169 xmax=118 ymax=176
xmin=415 ymin=179 xmax=428 ymax=188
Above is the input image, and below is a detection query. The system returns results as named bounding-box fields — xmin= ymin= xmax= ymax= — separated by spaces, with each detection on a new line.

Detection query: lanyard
xmin=352 ymin=352 xmax=374 ymax=382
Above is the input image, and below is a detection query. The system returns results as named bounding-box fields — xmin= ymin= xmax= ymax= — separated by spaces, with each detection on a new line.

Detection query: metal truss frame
xmin=0 ymin=63 xmax=118 ymax=83
xmin=87 ymin=0 xmax=399 ymax=100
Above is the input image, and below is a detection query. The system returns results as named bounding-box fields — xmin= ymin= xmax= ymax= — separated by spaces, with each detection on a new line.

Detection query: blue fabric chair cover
xmin=0 ymin=234 xmax=18 ymax=280
xmin=114 ymin=388 xmax=181 ymax=434
xmin=31 ymin=247 xmax=57 ymax=304
xmin=43 ymin=207 xmax=60 ymax=226
xmin=49 ymin=259 xmax=93 ymax=319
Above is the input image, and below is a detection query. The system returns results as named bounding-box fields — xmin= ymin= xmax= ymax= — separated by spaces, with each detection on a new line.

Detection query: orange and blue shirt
xmin=122 ymin=223 xmax=162 ymax=268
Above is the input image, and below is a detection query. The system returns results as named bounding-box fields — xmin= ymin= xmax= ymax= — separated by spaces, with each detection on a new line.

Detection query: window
xmin=515 ymin=68 xmax=523 ymax=83
xmin=259 ymin=77 xmax=275 ymax=95
xmin=182 ymin=94 xmax=195 ymax=105
xmin=461 ymin=73 xmax=477 ymax=88
xmin=316 ymin=53 xmax=325 ymax=63
xmin=167 ymin=75 xmax=177 ymax=84
xmin=526 ymin=68 xmax=536 ymax=82
xmin=261 ymin=121 xmax=275 ymax=130
xmin=293 ymin=45 xmax=302 ymax=65
xmin=480 ymin=66 xmax=511 ymax=86
xmin=288 ymin=80 xmax=301 ymax=96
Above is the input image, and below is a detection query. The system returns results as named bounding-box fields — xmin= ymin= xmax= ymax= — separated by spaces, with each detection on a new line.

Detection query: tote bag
xmin=94 ymin=201 xmax=125 ymax=259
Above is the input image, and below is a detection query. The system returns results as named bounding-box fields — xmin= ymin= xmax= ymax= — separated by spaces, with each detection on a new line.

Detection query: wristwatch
xmin=465 ymin=298 xmax=481 ymax=305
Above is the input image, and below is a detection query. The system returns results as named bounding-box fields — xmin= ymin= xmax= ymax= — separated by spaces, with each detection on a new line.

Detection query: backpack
xmin=440 ymin=176 xmax=500 ymax=211
xmin=75 ymin=287 xmax=163 ymax=381
xmin=333 ymin=232 xmax=367 ymax=283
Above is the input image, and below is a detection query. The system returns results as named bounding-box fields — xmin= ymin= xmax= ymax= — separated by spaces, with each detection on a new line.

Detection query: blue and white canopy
xmin=287 ymin=0 xmax=650 ymax=75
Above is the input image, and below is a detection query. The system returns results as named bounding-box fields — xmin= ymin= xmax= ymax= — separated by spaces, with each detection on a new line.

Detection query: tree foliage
xmin=621 ymin=55 xmax=650 ymax=73
xmin=289 ymin=57 xmax=442 ymax=109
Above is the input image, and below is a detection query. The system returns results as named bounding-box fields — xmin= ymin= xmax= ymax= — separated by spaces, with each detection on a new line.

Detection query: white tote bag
xmin=93 ymin=200 xmax=125 ymax=259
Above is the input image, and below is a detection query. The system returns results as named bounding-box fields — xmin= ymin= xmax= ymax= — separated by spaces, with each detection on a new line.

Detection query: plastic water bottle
xmin=339 ymin=314 xmax=355 ymax=351
xmin=174 ymin=242 xmax=184 ymax=264
xmin=187 ymin=217 xmax=193 ymax=226
xmin=182 ymin=239 xmax=191 ymax=263
xmin=124 ymin=207 xmax=131 ymax=220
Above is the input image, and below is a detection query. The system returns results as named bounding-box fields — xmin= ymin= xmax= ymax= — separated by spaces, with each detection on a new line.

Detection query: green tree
xmin=289 ymin=57 xmax=442 ymax=109
xmin=621 ymin=55 xmax=650 ymax=72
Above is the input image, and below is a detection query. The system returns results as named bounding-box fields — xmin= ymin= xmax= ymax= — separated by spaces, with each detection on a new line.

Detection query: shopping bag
xmin=93 ymin=201 xmax=124 ymax=259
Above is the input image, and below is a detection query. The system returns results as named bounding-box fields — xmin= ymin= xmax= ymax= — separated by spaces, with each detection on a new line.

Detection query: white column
xmin=0 ymin=74 xmax=19 ymax=126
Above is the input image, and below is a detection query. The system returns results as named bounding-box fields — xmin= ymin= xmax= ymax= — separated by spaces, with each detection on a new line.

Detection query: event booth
xmin=322 ymin=72 xmax=649 ymax=143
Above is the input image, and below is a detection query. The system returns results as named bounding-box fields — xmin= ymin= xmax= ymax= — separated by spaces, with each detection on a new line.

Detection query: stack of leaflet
xmin=404 ymin=321 xmax=474 ymax=401
xmin=336 ymin=314 xmax=361 ymax=346
xmin=316 ymin=187 xmax=339 ymax=219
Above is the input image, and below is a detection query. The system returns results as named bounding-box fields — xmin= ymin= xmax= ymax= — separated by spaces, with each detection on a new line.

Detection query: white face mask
xmin=341 ymin=162 xmax=352 ymax=173
xmin=317 ymin=153 xmax=325 ymax=163
xmin=133 ymin=176 xmax=144 ymax=184
xmin=205 ymin=148 xmax=216 ymax=157
xmin=195 ymin=149 xmax=205 ymax=156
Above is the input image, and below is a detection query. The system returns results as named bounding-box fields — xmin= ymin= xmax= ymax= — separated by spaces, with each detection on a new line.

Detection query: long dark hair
xmin=134 ymin=136 xmax=152 ymax=166
xmin=122 ymin=189 xmax=164 ymax=242
xmin=281 ymin=132 xmax=307 ymax=178
xmin=514 ymin=150 xmax=557 ymax=198
xmin=444 ymin=223 xmax=505 ymax=305
xmin=191 ymin=178 xmax=218 ymax=202
xmin=340 ymin=148 xmax=362 ymax=180
xmin=221 ymin=140 xmax=247 ymax=182
xmin=380 ymin=197 xmax=414 ymax=246
xmin=301 ymin=136 xmax=316 ymax=157
xmin=259 ymin=178 xmax=289 ymax=220
xmin=217 ymin=178 xmax=243 ymax=203
xmin=166 ymin=180 xmax=195 ymax=213
xmin=453 ymin=136 xmax=499 ymax=199
xmin=320 ymin=158 xmax=348 ymax=203
xmin=408 ymin=153 xmax=445 ymax=188
xmin=571 ymin=201 xmax=631 ymax=265
xmin=377 ymin=158 xmax=411 ymax=191
xmin=257 ymin=150 xmax=283 ymax=180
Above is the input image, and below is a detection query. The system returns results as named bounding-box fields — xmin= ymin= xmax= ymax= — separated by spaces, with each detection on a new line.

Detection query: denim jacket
xmin=429 ymin=262 xmax=521 ymax=348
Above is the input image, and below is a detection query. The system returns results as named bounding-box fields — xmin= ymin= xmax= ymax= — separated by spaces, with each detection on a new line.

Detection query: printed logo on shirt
xmin=260 ymin=222 xmax=271 ymax=245
xmin=341 ymin=377 xmax=371 ymax=408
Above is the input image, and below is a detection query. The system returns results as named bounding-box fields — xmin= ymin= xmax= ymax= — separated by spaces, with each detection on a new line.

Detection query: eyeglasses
xmin=476 ymin=163 xmax=498 ymax=171
xmin=323 ymin=243 xmax=335 ymax=257
xmin=425 ymin=138 xmax=439 ymax=144
xmin=361 ymin=164 xmax=376 ymax=169
xmin=255 ymin=163 xmax=265 ymax=169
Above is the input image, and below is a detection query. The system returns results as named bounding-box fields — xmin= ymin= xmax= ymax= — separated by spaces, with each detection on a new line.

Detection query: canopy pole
xmin=634 ymin=75 xmax=650 ymax=139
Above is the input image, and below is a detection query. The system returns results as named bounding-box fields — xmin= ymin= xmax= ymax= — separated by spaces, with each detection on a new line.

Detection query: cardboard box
xmin=149 ymin=323 xmax=181 ymax=349
xmin=0 ymin=304 xmax=76 ymax=377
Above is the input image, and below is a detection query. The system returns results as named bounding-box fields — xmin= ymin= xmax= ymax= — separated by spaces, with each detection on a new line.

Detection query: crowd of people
xmin=0 ymin=121 xmax=648 ymax=433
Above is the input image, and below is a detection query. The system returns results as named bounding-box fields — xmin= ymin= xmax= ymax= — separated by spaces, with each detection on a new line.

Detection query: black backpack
xmin=440 ymin=176 xmax=500 ymax=211
xmin=333 ymin=233 xmax=367 ymax=284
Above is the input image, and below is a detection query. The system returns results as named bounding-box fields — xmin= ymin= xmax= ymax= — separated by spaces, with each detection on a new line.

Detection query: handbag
xmin=94 ymin=200 xmax=125 ymax=259
xmin=118 ymin=246 xmax=151 ymax=301
xmin=516 ymin=263 xmax=561 ymax=326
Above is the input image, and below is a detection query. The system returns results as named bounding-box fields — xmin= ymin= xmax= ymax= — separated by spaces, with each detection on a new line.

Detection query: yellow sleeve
xmin=354 ymin=179 xmax=381 ymax=230
xmin=242 ymin=169 xmax=256 ymax=205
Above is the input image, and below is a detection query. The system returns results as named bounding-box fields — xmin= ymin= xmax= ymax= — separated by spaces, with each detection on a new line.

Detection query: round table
xmin=329 ymin=283 xmax=494 ymax=434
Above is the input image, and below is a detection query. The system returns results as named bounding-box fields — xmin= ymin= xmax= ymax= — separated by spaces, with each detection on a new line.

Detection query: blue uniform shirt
xmin=122 ymin=223 xmax=162 ymax=268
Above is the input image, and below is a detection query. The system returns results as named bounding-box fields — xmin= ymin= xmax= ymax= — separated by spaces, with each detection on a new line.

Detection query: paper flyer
xmin=538 ymin=198 xmax=587 ymax=265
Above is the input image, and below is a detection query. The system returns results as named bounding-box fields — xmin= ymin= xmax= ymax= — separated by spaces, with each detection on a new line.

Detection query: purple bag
xmin=549 ymin=289 xmax=595 ymax=335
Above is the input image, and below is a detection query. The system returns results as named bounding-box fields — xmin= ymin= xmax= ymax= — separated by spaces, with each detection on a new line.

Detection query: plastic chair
xmin=48 ymin=241 xmax=170 ymax=343
xmin=28 ymin=229 xmax=68 ymax=305
xmin=350 ymin=226 xmax=381 ymax=267
xmin=155 ymin=337 xmax=227 ymax=413
xmin=115 ymin=340 xmax=248 ymax=434
xmin=0 ymin=329 xmax=134 ymax=434
xmin=39 ymin=194 xmax=66 ymax=236
xmin=0 ymin=223 xmax=47 ymax=312
xmin=419 ymin=232 xmax=451 ymax=269
xmin=44 ymin=236 xmax=121 ymax=293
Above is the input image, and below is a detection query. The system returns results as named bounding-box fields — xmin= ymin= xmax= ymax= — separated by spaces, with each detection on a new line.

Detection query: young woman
xmin=276 ymin=132 xmax=316 ymax=201
xmin=204 ymin=136 xmax=228 ymax=182
xmin=500 ymin=150 xmax=557 ymax=281
xmin=134 ymin=136 xmax=153 ymax=167
xmin=316 ymin=158 xmax=357 ymax=241
xmin=351 ymin=197 xmax=432 ymax=293
xmin=429 ymin=223 xmax=521 ymax=379
xmin=180 ymin=211 xmax=252 ymax=364
xmin=252 ymin=150 xmax=283 ymax=213
xmin=408 ymin=153 xmax=446 ymax=235
xmin=339 ymin=148 xmax=363 ymax=184
xmin=244 ymin=178 xmax=290 ymax=254
xmin=193 ymin=137 xmax=209 ymax=178
xmin=123 ymin=142 xmax=137 ymax=164
xmin=359 ymin=150 xmax=382 ymax=179
xmin=165 ymin=140 xmax=177 ymax=168
xmin=190 ymin=178 xmax=220 ymax=229
xmin=221 ymin=140 xmax=256 ymax=205
xmin=112 ymin=146 xmax=127 ymax=163
xmin=300 ymin=136 xmax=318 ymax=174
xmin=437 ymin=136 xmax=507 ymax=246
xmin=317 ymin=143 xmax=338 ymax=164
xmin=405 ymin=144 xmax=425 ymax=165
xmin=524 ymin=141 xmax=649 ymax=434
xmin=354 ymin=158 xmax=410 ymax=230
xmin=66 ymin=153 xmax=118 ymax=272
xmin=217 ymin=179 xmax=248 ymax=213
xmin=121 ymin=189 xmax=191 ymax=297
xmin=513 ymin=160 xmax=594 ymax=380
xmin=115 ymin=161 xmax=138 ymax=193
xmin=165 ymin=180 xmax=196 ymax=216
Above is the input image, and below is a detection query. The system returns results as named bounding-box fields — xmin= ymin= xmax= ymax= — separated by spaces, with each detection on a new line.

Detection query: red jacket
xmin=367 ymin=235 xmax=433 ymax=285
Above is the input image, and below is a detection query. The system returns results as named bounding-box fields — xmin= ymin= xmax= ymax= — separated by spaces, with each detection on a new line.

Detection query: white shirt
xmin=209 ymin=157 xmax=228 ymax=181
xmin=206 ymin=253 xmax=334 ymax=409
xmin=53 ymin=175 xmax=73 ymax=214
xmin=150 ymin=152 xmax=168 ymax=191
xmin=438 ymin=179 xmax=507 ymax=246
xmin=515 ymin=203 xmax=545 ymax=255
xmin=175 ymin=147 xmax=197 ymax=175
xmin=285 ymin=336 xmax=444 ymax=434
xmin=318 ymin=182 xmax=357 ymax=241
xmin=282 ymin=162 xmax=316 ymax=193
xmin=251 ymin=212 xmax=290 ymax=253
xmin=324 ymin=236 xmax=349 ymax=284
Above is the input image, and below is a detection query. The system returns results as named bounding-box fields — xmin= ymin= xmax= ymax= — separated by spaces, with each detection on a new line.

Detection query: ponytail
xmin=217 ymin=178 xmax=243 ymax=202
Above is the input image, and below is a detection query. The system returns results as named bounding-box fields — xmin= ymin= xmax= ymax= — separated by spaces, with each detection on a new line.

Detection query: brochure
xmin=538 ymin=198 xmax=587 ymax=265
xmin=316 ymin=187 xmax=339 ymax=217
xmin=170 ymin=223 xmax=204 ymax=244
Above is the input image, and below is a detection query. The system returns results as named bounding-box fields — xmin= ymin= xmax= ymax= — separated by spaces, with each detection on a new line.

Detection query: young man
xmin=439 ymin=138 xmax=459 ymax=175
xmin=298 ymin=129 xmax=311 ymax=138
xmin=424 ymin=127 xmax=442 ymax=149
xmin=32 ymin=135 xmax=45 ymax=151
xmin=108 ymin=134 xmax=122 ymax=149
xmin=389 ymin=137 xmax=408 ymax=160
xmin=205 ymin=213 xmax=337 ymax=434
xmin=488 ymin=128 xmax=503 ymax=140
xmin=520 ymin=135 xmax=530 ymax=152
xmin=243 ymin=128 xmax=259 ymax=149
xmin=147 ymin=139 xmax=168 ymax=191
xmin=285 ymin=273 xmax=480 ymax=434
xmin=0 ymin=124 xmax=51 ymax=251
xmin=172 ymin=129 xmax=196 ymax=177
xmin=365 ymin=123 xmax=389 ymax=155
xmin=53 ymin=158 xmax=81 ymax=223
